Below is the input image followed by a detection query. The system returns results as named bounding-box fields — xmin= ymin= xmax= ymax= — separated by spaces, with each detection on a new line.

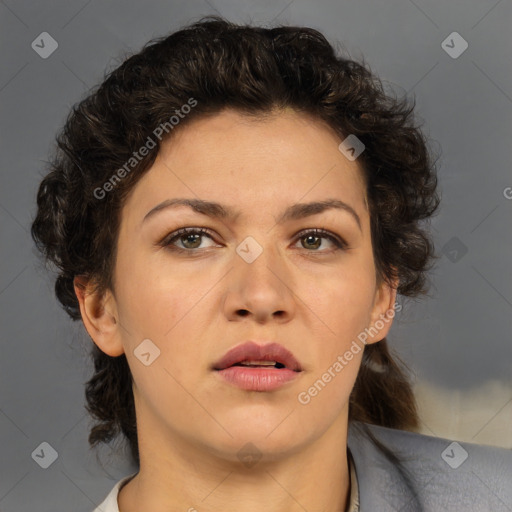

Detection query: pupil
xmin=183 ymin=234 xmax=201 ymax=248
xmin=304 ymin=235 xmax=320 ymax=249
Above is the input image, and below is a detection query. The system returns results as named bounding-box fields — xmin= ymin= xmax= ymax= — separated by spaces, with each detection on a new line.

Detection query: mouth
xmin=212 ymin=341 xmax=302 ymax=372
xmin=212 ymin=341 xmax=303 ymax=391
xmin=230 ymin=361 xmax=287 ymax=369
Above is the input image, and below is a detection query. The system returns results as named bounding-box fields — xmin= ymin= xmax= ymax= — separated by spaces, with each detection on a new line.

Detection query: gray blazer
xmin=347 ymin=422 xmax=512 ymax=511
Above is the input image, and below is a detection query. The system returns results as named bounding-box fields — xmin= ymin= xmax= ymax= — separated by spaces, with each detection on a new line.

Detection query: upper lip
xmin=213 ymin=341 xmax=302 ymax=372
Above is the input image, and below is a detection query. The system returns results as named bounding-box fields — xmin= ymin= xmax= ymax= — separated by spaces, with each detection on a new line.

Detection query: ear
xmin=365 ymin=275 xmax=399 ymax=345
xmin=73 ymin=276 xmax=124 ymax=357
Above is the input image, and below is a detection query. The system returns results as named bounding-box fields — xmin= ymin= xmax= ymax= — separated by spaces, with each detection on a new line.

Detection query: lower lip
xmin=215 ymin=366 xmax=301 ymax=391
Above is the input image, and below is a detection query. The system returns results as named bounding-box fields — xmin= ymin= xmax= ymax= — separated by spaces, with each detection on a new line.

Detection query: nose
xmin=222 ymin=240 xmax=296 ymax=324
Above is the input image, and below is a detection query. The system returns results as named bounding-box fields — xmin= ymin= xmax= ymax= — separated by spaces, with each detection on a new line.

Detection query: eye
xmin=159 ymin=227 xmax=348 ymax=254
xmin=160 ymin=227 xmax=219 ymax=252
xmin=293 ymin=228 xmax=347 ymax=252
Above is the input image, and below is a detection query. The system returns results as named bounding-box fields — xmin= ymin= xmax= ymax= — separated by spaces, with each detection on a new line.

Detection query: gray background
xmin=1 ymin=0 xmax=511 ymax=510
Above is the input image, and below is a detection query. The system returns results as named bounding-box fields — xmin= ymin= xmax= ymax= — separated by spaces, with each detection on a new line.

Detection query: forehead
xmin=122 ymin=108 xmax=369 ymax=223
xmin=163 ymin=108 xmax=355 ymax=163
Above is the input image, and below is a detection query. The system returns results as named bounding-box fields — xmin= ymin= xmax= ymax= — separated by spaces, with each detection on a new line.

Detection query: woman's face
xmin=88 ymin=108 xmax=396 ymax=463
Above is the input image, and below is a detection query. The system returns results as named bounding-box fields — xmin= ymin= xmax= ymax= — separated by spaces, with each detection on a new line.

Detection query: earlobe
xmin=73 ymin=276 xmax=124 ymax=357
xmin=365 ymin=276 xmax=399 ymax=345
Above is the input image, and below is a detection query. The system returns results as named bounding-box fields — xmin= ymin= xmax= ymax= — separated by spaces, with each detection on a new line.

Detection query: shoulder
xmin=347 ymin=421 xmax=512 ymax=511
xmin=92 ymin=474 xmax=136 ymax=512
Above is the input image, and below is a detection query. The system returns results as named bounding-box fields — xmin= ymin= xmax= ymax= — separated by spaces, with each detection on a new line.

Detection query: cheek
xmin=114 ymin=256 xmax=213 ymax=386
xmin=114 ymin=250 xmax=202 ymax=340
xmin=298 ymin=263 xmax=376 ymax=338
xmin=294 ymin=344 xmax=362 ymax=438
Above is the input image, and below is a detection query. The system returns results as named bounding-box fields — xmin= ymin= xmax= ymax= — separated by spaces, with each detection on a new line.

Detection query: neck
xmin=118 ymin=412 xmax=351 ymax=512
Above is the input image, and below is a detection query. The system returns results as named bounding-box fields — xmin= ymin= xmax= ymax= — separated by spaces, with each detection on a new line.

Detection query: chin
xmin=212 ymin=414 xmax=312 ymax=454
xmin=204 ymin=431 xmax=308 ymax=466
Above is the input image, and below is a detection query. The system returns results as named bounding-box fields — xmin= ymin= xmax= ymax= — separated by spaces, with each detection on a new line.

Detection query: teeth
xmin=239 ymin=360 xmax=277 ymax=366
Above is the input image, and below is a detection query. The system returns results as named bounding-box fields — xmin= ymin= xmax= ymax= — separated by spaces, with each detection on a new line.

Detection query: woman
xmin=31 ymin=15 xmax=511 ymax=512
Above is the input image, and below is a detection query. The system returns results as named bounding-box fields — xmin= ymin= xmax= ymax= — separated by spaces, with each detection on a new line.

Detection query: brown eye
xmin=161 ymin=227 xmax=218 ymax=252
xmin=179 ymin=233 xmax=202 ymax=249
xmin=301 ymin=234 xmax=322 ymax=250
xmin=295 ymin=229 xmax=347 ymax=252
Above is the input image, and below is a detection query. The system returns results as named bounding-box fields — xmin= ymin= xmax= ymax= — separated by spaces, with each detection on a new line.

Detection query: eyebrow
xmin=143 ymin=197 xmax=362 ymax=231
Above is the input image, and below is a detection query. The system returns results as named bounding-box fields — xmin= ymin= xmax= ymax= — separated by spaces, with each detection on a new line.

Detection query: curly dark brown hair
xmin=31 ymin=15 xmax=440 ymax=466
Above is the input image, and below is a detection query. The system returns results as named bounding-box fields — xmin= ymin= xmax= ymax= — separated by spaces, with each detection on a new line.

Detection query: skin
xmin=75 ymin=108 xmax=397 ymax=512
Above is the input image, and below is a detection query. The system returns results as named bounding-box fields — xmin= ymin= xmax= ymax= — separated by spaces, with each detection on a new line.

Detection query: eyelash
xmin=159 ymin=227 xmax=348 ymax=255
